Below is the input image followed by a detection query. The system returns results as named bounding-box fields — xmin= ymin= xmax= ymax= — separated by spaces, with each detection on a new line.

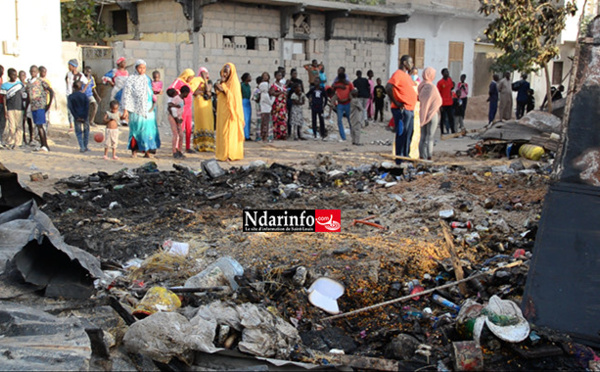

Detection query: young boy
xmin=373 ymin=78 xmax=386 ymax=123
xmin=65 ymin=59 xmax=87 ymax=132
xmin=26 ymin=65 xmax=54 ymax=152
xmin=83 ymin=66 xmax=101 ymax=126
xmin=103 ymin=100 xmax=126 ymax=160
xmin=38 ymin=66 xmax=53 ymax=133
xmin=349 ymin=89 xmax=363 ymax=145
xmin=0 ymin=68 xmax=25 ymax=149
xmin=167 ymin=87 xmax=190 ymax=159
xmin=306 ymin=78 xmax=327 ymax=139
xmin=67 ymin=80 xmax=90 ymax=152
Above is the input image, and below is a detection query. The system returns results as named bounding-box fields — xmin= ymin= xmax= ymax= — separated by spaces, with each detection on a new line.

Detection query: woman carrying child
xmin=169 ymin=69 xmax=197 ymax=153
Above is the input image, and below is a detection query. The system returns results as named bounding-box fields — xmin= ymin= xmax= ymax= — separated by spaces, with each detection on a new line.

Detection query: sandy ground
xmin=2 ymin=117 xmax=490 ymax=195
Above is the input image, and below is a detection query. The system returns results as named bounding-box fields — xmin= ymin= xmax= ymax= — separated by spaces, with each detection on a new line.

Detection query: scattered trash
xmin=453 ymin=340 xmax=484 ymax=371
xmin=163 ymin=240 xmax=190 ymax=256
xmin=483 ymin=295 xmax=530 ymax=343
xmin=132 ymin=286 xmax=182 ymax=318
xmin=201 ymin=159 xmax=226 ymax=178
xmin=29 ymin=172 xmax=48 ymax=182
xmin=185 ymin=256 xmax=244 ymax=291
xmin=308 ymin=278 xmax=345 ymax=314
xmin=439 ymin=209 xmax=455 ymax=219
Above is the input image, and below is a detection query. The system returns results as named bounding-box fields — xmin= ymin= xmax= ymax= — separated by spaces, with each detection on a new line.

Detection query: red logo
xmin=315 ymin=209 xmax=341 ymax=232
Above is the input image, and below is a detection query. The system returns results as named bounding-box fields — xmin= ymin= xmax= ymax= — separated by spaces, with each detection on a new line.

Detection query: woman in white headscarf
xmin=121 ymin=60 xmax=161 ymax=158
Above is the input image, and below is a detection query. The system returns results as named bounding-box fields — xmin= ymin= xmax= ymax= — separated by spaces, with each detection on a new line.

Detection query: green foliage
xmin=479 ymin=0 xmax=577 ymax=73
xmin=61 ymin=0 xmax=113 ymax=41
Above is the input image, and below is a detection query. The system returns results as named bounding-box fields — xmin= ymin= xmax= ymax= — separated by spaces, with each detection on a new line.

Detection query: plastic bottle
xmin=481 ymin=309 xmax=519 ymax=326
xmin=402 ymin=306 xmax=424 ymax=320
xmin=432 ymin=294 xmax=461 ymax=312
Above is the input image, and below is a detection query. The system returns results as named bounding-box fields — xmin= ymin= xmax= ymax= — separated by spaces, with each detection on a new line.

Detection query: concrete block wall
xmin=137 ymin=0 xmax=189 ymax=34
xmin=103 ymin=1 xmax=397 ymax=111
xmin=203 ymin=3 xmax=280 ymax=37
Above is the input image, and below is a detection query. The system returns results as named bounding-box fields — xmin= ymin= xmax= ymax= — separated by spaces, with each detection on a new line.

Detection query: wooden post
xmin=439 ymin=220 xmax=468 ymax=295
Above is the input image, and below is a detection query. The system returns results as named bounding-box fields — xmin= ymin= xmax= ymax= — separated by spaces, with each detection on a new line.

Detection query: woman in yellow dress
xmin=192 ymin=67 xmax=215 ymax=152
xmin=214 ymin=63 xmax=244 ymax=161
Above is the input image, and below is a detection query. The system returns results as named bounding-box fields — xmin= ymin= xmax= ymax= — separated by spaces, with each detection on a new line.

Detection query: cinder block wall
xmin=101 ymin=0 xmax=395 ymax=126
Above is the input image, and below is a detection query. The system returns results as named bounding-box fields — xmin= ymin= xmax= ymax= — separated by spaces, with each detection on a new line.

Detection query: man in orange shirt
xmin=386 ymin=55 xmax=418 ymax=162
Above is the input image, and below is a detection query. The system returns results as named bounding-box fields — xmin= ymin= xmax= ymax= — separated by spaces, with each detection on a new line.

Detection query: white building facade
xmin=0 ymin=0 xmax=71 ymax=125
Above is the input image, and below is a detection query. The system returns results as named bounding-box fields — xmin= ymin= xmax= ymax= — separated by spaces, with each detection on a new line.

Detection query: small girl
xmin=103 ymin=100 xmax=127 ymax=160
xmin=167 ymin=87 xmax=190 ymax=159
xmin=152 ymin=70 xmax=163 ymax=108
xmin=289 ymin=84 xmax=306 ymax=140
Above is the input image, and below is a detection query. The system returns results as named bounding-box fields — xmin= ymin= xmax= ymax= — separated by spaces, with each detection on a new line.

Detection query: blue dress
xmin=128 ymin=76 xmax=161 ymax=152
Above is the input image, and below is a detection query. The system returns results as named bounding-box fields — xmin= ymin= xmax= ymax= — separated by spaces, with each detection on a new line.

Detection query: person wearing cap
xmin=65 ymin=59 xmax=87 ymax=132
xmin=191 ymin=67 xmax=215 ymax=152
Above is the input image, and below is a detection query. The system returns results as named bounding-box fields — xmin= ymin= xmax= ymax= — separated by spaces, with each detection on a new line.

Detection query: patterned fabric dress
xmin=270 ymin=82 xmax=287 ymax=140
xmin=192 ymin=77 xmax=215 ymax=152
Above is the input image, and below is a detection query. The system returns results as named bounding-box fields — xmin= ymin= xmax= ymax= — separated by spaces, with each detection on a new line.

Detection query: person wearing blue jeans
xmin=332 ymin=67 xmax=354 ymax=141
xmin=67 ymin=81 xmax=90 ymax=152
xmin=240 ymin=72 xmax=252 ymax=140
xmin=386 ymin=55 xmax=418 ymax=164
xmin=336 ymin=103 xmax=351 ymax=140
xmin=392 ymin=107 xmax=414 ymax=160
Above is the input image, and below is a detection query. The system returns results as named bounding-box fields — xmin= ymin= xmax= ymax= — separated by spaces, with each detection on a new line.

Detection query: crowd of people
xmin=0 ymin=56 xmax=565 ymax=163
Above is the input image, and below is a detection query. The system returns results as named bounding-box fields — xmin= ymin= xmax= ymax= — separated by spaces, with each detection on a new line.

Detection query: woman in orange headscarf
xmin=214 ymin=63 xmax=244 ymax=161
xmin=169 ymin=69 xmax=198 ymax=153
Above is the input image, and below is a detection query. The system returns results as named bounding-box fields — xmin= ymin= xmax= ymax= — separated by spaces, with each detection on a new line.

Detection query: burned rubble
xmin=2 ymin=152 xmax=598 ymax=371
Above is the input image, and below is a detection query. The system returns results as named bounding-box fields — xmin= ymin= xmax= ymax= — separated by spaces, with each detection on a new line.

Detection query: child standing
xmin=152 ymin=71 xmax=163 ymax=116
xmin=67 ymin=80 xmax=89 ymax=152
xmin=258 ymin=81 xmax=272 ymax=142
xmin=306 ymin=79 xmax=327 ymax=140
xmin=289 ymin=84 xmax=306 ymax=140
xmin=167 ymin=87 xmax=190 ymax=159
xmin=349 ymin=89 xmax=363 ymax=145
xmin=27 ymin=65 xmax=54 ymax=152
xmin=455 ymin=74 xmax=468 ymax=132
xmin=103 ymin=100 xmax=126 ymax=160
xmin=83 ymin=66 xmax=101 ymax=126
xmin=373 ymin=78 xmax=386 ymax=123
xmin=0 ymin=68 xmax=25 ymax=149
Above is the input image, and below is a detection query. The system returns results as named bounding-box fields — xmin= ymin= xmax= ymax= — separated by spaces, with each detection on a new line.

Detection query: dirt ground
xmin=6 ymin=114 xmax=594 ymax=371
xmin=2 ymin=117 xmax=496 ymax=195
